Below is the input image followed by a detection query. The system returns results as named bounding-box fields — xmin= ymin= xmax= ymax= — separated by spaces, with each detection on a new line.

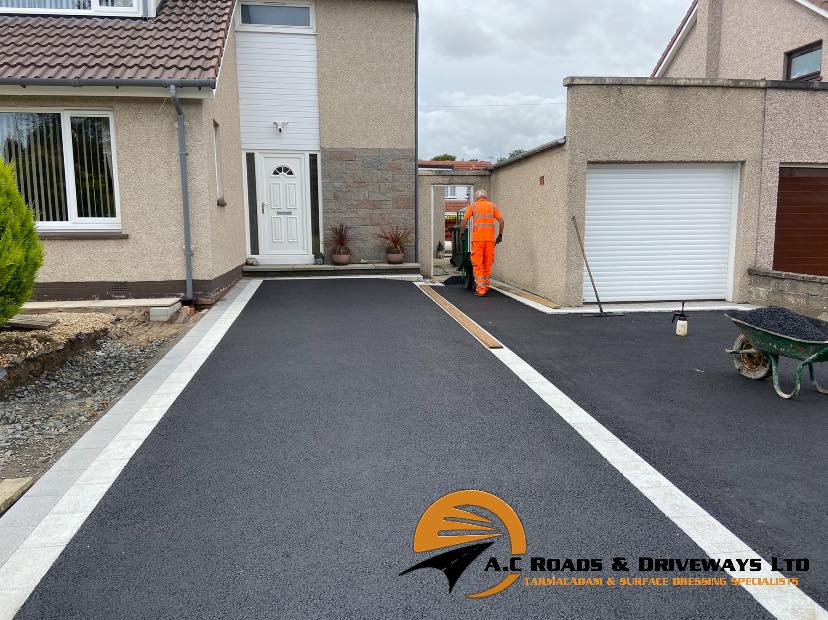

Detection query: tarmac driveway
xmin=441 ymin=284 xmax=828 ymax=609
xmin=12 ymin=280 xmax=805 ymax=618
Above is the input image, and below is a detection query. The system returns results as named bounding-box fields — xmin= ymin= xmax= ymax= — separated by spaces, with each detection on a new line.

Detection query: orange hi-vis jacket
xmin=463 ymin=198 xmax=502 ymax=242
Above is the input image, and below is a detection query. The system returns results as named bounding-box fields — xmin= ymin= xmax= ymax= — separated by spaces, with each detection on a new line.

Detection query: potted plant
xmin=330 ymin=224 xmax=352 ymax=265
xmin=377 ymin=224 xmax=412 ymax=265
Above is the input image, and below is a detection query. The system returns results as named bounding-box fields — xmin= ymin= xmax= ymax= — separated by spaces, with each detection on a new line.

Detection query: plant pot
xmin=332 ymin=252 xmax=351 ymax=266
xmin=386 ymin=249 xmax=405 ymax=264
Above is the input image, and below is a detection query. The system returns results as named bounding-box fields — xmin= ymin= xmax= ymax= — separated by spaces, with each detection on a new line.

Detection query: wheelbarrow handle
xmin=726 ymin=347 xmax=760 ymax=355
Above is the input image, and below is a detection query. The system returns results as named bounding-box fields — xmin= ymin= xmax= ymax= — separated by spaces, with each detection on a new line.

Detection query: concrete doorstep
xmin=0 ymin=478 xmax=33 ymax=515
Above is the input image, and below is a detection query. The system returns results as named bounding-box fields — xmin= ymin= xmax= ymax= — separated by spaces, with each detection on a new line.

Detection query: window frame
xmin=784 ymin=40 xmax=822 ymax=82
xmin=0 ymin=0 xmax=141 ymax=17
xmin=236 ymin=0 xmax=315 ymax=34
xmin=0 ymin=108 xmax=122 ymax=231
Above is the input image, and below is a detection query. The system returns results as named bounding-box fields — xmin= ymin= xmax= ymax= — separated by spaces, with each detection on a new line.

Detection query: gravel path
xmin=1 ymin=336 xmax=167 ymax=479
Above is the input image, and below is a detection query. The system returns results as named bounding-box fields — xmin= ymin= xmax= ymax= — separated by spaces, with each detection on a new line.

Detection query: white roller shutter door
xmin=583 ymin=164 xmax=737 ymax=302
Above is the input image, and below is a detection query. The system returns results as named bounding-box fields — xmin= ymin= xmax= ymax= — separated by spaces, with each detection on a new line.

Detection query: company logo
xmin=400 ymin=490 xmax=526 ymax=599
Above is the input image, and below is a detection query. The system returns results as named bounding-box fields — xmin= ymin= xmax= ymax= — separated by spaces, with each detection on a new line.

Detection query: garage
xmin=583 ymin=164 xmax=738 ymax=302
xmin=772 ymin=167 xmax=828 ymax=277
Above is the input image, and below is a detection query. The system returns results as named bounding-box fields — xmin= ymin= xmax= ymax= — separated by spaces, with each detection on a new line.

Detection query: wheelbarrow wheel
xmin=463 ymin=266 xmax=474 ymax=290
xmin=732 ymin=335 xmax=772 ymax=380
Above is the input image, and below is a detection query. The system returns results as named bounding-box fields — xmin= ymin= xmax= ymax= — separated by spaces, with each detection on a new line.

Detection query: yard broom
xmin=572 ymin=216 xmax=625 ymax=317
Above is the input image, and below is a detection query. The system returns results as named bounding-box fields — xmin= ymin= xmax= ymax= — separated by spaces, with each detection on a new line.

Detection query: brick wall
xmin=747 ymin=268 xmax=828 ymax=320
xmin=320 ymin=148 xmax=416 ymax=263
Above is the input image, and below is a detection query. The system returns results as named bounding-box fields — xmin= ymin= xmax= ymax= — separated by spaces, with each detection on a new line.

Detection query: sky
xmin=418 ymin=0 xmax=691 ymax=162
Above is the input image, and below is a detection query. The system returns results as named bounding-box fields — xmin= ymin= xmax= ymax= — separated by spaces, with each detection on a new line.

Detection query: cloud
xmin=418 ymin=0 xmax=691 ymax=161
xmin=420 ymin=92 xmax=566 ymax=162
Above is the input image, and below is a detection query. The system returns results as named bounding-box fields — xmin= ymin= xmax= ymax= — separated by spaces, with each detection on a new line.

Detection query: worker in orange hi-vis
xmin=463 ymin=189 xmax=505 ymax=297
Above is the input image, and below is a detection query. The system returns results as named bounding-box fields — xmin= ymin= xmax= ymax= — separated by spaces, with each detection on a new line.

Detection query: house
xmin=0 ymin=0 xmax=418 ymax=303
xmin=442 ymin=0 xmax=827 ymax=317
xmin=417 ymin=159 xmax=491 ymax=240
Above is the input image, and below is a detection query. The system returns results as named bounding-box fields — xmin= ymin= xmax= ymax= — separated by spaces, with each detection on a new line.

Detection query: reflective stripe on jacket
xmin=464 ymin=199 xmax=502 ymax=242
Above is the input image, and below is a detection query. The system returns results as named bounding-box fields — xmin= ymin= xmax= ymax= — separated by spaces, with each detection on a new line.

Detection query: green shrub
xmin=0 ymin=160 xmax=43 ymax=325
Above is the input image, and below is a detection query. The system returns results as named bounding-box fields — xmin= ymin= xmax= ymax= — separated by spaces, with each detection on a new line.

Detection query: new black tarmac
xmin=18 ymin=281 xmax=774 ymax=618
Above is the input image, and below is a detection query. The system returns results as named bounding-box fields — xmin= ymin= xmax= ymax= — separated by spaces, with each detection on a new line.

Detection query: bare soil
xmin=0 ymin=312 xmax=114 ymax=369
xmin=0 ymin=309 xmax=200 ymax=482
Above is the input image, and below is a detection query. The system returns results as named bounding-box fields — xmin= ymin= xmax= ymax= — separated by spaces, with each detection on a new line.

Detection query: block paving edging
xmin=0 ymin=280 xmax=262 ymax=619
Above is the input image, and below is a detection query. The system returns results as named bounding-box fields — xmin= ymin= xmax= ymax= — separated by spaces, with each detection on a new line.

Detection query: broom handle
xmin=573 ymin=216 xmax=605 ymax=315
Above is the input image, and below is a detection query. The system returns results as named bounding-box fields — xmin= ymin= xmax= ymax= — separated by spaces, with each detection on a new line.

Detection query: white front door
xmin=258 ymin=153 xmax=311 ymax=262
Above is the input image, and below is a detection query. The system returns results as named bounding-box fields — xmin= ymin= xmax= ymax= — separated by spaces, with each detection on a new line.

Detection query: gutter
xmin=0 ymin=77 xmax=215 ymax=89
xmin=169 ymin=85 xmax=195 ymax=304
xmin=413 ymin=0 xmax=420 ymax=264
xmin=491 ymin=137 xmax=567 ymax=171
xmin=563 ymin=76 xmax=828 ymax=90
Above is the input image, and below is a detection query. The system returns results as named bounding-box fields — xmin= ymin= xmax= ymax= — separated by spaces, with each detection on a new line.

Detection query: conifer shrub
xmin=0 ymin=160 xmax=44 ymax=325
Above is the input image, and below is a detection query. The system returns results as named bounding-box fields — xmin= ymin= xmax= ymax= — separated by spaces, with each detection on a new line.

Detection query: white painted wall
xmin=236 ymin=31 xmax=321 ymax=152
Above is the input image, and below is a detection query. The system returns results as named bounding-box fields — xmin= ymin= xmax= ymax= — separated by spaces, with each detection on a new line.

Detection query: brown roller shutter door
xmin=772 ymin=167 xmax=828 ymax=277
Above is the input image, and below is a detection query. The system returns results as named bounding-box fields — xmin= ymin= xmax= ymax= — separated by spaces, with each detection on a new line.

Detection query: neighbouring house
xmin=0 ymin=0 xmax=417 ymax=303
xmin=443 ymin=0 xmax=827 ymax=317
xmin=417 ymin=159 xmax=490 ymax=240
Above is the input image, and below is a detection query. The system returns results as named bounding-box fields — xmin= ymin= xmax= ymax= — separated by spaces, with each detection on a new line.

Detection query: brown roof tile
xmin=0 ymin=0 xmax=236 ymax=86
xmin=418 ymin=160 xmax=493 ymax=171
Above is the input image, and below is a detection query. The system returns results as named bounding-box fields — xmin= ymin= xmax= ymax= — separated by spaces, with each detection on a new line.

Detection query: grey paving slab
xmin=0 ymin=497 xmax=59 ymax=529
xmin=0 ymin=526 xmax=33 ymax=564
xmin=15 ymin=280 xmax=767 ymax=619
xmin=21 ymin=470 xmax=82 ymax=499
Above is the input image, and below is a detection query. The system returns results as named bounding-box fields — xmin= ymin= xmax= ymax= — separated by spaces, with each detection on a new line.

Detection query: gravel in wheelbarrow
xmin=729 ymin=307 xmax=828 ymax=342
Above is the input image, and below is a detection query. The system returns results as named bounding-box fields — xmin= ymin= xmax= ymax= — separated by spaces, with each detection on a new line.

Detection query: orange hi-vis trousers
xmin=471 ymin=240 xmax=496 ymax=295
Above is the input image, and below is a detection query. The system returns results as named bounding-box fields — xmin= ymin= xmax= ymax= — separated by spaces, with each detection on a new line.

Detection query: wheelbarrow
xmin=449 ymin=208 xmax=474 ymax=290
xmin=725 ymin=313 xmax=828 ymax=400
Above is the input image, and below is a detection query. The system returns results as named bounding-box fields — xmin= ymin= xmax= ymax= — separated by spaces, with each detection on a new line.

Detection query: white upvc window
xmin=0 ymin=109 xmax=121 ymax=231
xmin=0 ymin=0 xmax=141 ymax=17
xmin=237 ymin=1 xmax=315 ymax=34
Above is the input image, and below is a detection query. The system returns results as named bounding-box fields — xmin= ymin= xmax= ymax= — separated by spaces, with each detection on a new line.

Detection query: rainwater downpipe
xmin=169 ymin=85 xmax=195 ymax=303
xmin=413 ymin=0 xmax=420 ymax=264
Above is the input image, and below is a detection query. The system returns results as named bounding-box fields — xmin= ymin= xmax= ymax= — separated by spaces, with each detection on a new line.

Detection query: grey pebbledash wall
xmin=321 ymin=148 xmax=416 ymax=262
xmin=747 ymin=268 xmax=828 ymax=321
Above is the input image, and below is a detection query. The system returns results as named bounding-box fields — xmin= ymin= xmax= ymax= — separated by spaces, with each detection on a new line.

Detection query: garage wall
xmin=563 ymin=81 xmax=766 ymax=306
xmin=490 ymin=146 xmax=568 ymax=303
